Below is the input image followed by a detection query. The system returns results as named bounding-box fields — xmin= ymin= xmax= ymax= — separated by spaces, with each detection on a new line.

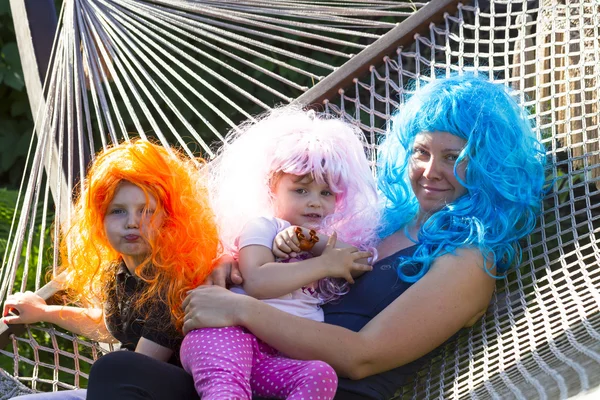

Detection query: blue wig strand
xmin=378 ymin=74 xmax=546 ymax=282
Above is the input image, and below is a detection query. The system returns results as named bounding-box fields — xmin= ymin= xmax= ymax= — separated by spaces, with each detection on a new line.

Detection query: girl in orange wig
xmin=3 ymin=139 xmax=219 ymax=399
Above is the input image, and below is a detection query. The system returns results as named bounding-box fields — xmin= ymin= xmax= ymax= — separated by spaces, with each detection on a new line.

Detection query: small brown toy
xmin=295 ymin=226 xmax=319 ymax=251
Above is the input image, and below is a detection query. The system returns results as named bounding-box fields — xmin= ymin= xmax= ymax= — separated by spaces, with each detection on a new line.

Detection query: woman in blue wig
xmin=87 ymin=75 xmax=546 ymax=400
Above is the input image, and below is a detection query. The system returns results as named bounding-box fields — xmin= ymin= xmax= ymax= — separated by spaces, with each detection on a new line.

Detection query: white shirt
xmin=231 ymin=216 xmax=323 ymax=322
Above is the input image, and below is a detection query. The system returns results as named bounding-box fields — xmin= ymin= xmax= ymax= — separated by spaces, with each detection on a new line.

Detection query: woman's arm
xmin=2 ymin=291 xmax=115 ymax=342
xmin=240 ymin=233 xmax=372 ymax=299
xmin=184 ymin=248 xmax=494 ymax=379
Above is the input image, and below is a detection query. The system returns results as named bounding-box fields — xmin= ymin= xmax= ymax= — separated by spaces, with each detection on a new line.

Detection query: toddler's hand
xmin=320 ymin=232 xmax=373 ymax=284
xmin=2 ymin=291 xmax=48 ymax=325
xmin=272 ymin=226 xmax=303 ymax=259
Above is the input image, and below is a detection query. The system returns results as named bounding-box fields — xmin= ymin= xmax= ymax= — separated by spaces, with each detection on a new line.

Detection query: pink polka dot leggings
xmin=180 ymin=326 xmax=338 ymax=400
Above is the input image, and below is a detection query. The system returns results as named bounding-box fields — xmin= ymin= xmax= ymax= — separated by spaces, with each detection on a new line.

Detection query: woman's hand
xmin=182 ymin=286 xmax=250 ymax=334
xmin=203 ymin=254 xmax=243 ymax=288
xmin=319 ymin=233 xmax=372 ymax=284
xmin=272 ymin=226 xmax=302 ymax=259
xmin=2 ymin=291 xmax=49 ymax=325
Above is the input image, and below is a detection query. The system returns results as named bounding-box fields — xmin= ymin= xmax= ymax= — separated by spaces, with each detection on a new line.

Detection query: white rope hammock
xmin=1 ymin=0 xmax=599 ymax=399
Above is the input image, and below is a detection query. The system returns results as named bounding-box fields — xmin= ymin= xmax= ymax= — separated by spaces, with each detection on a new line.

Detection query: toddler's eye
xmin=295 ymin=188 xmax=307 ymax=194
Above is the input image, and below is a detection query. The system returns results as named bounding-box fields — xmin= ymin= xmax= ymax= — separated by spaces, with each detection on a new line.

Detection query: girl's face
xmin=104 ymin=181 xmax=162 ymax=270
xmin=272 ymin=173 xmax=336 ymax=229
xmin=408 ymin=131 xmax=468 ymax=218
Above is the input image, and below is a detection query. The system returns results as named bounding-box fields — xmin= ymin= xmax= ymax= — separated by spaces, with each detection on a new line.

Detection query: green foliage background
xmin=0 ymin=0 xmax=32 ymax=191
xmin=0 ymin=0 xmax=84 ymax=388
xmin=0 ymin=0 xmax=38 ymax=312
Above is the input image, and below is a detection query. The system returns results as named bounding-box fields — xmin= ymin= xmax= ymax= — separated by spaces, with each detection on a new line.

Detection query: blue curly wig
xmin=377 ymin=74 xmax=547 ymax=282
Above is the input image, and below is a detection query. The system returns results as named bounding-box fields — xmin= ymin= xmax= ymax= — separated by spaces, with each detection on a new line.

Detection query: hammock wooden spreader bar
xmin=292 ymin=0 xmax=461 ymax=107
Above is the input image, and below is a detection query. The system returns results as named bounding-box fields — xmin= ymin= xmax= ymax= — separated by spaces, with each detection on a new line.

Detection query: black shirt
xmin=323 ymin=245 xmax=431 ymax=399
xmin=104 ymin=262 xmax=183 ymax=366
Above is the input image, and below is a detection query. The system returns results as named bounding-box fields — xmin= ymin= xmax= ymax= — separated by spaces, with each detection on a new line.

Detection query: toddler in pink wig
xmin=179 ymin=106 xmax=380 ymax=399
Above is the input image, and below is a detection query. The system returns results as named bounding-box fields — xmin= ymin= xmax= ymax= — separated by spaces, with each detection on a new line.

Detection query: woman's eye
xmin=412 ymin=148 xmax=428 ymax=157
xmin=447 ymin=154 xmax=459 ymax=162
xmin=109 ymin=209 xmax=124 ymax=215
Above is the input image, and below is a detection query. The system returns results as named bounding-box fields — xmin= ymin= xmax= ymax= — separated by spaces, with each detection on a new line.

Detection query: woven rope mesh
xmin=1 ymin=0 xmax=599 ymax=398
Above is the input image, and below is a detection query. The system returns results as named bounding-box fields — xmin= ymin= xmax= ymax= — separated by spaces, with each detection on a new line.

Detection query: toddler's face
xmin=272 ymin=173 xmax=336 ymax=229
xmin=104 ymin=181 xmax=163 ymax=268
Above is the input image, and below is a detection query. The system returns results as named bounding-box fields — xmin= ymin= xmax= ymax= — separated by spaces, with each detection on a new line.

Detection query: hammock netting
xmin=0 ymin=0 xmax=598 ymax=399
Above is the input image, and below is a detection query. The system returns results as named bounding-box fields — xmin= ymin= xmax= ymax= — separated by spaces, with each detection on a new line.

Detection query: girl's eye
xmin=140 ymin=208 xmax=156 ymax=218
xmin=109 ymin=208 xmax=124 ymax=215
xmin=447 ymin=154 xmax=459 ymax=162
xmin=294 ymin=188 xmax=307 ymax=194
xmin=321 ymin=190 xmax=333 ymax=196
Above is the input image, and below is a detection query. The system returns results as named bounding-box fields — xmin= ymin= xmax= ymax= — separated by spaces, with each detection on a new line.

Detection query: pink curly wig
xmin=59 ymin=140 xmax=219 ymax=332
xmin=209 ymin=106 xmax=380 ymax=254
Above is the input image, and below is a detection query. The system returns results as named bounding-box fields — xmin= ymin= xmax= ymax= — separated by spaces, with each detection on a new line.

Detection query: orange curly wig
xmin=59 ymin=139 xmax=219 ymax=332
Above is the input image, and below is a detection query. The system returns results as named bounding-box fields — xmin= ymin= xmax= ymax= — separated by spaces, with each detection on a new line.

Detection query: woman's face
xmin=408 ymin=131 xmax=468 ymax=217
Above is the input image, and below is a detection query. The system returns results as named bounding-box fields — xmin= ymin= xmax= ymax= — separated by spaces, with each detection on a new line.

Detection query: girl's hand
xmin=272 ymin=226 xmax=302 ymax=259
xmin=320 ymin=232 xmax=373 ymax=284
xmin=203 ymin=254 xmax=243 ymax=288
xmin=2 ymin=291 xmax=49 ymax=325
xmin=182 ymin=286 xmax=249 ymax=334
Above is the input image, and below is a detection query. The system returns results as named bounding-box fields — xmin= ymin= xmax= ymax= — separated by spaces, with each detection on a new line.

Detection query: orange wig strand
xmin=59 ymin=140 xmax=219 ymax=332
